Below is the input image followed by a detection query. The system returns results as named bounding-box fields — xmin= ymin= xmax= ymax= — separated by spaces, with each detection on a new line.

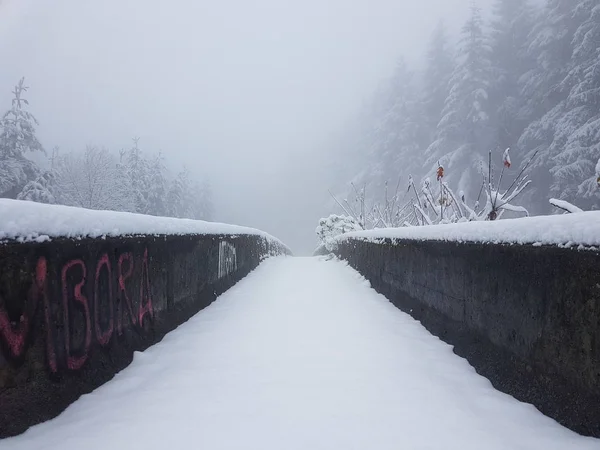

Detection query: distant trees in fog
xmin=0 ymin=78 xmax=214 ymax=221
xmin=332 ymin=0 xmax=600 ymax=216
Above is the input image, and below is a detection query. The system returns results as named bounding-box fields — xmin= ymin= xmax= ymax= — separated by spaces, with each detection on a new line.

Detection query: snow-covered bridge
xmin=1 ymin=200 xmax=600 ymax=449
xmin=2 ymin=256 xmax=597 ymax=450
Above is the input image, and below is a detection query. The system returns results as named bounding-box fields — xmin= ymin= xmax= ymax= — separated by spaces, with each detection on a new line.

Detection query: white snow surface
xmin=0 ymin=199 xmax=284 ymax=245
xmin=2 ymin=257 xmax=597 ymax=450
xmin=338 ymin=211 xmax=600 ymax=248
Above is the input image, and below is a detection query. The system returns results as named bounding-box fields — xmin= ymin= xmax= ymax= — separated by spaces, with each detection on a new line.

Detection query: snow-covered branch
xmin=549 ymin=198 xmax=584 ymax=214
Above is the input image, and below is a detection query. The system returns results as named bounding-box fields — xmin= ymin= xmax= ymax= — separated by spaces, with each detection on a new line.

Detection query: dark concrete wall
xmin=334 ymin=238 xmax=600 ymax=437
xmin=0 ymin=233 xmax=289 ymax=437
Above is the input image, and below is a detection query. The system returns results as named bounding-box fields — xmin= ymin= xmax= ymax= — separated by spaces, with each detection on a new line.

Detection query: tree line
xmin=0 ymin=78 xmax=214 ymax=220
xmin=333 ymin=0 xmax=600 ymax=215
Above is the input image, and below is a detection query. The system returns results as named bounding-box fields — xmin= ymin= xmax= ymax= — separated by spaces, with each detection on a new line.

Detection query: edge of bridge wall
xmin=333 ymin=238 xmax=600 ymax=437
xmin=0 ymin=232 xmax=290 ymax=438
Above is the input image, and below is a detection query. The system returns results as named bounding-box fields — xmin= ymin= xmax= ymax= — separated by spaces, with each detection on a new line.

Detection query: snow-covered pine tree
xmin=0 ymin=157 xmax=39 ymax=199
xmin=340 ymin=86 xmax=394 ymax=199
xmin=519 ymin=0 xmax=578 ymax=123
xmin=368 ymin=59 xmax=428 ymax=192
xmin=192 ymin=180 xmax=215 ymax=220
xmin=517 ymin=0 xmax=580 ymax=210
xmin=0 ymin=78 xmax=44 ymax=159
xmin=422 ymin=21 xmax=454 ymax=140
xmin=16 ymin=170 xmax=57 ymax=204
xmin=16 ymin=146 xmax=61 ymax=205
xmin=112 ymin=149 xmax=136 ymax=212
xmin=166 ymin=167 xmax=193 ymax=218
xmin=166 ymin=167 xmax=215 ymax=220
xmin=425 ymin=3 xmax=492 ymax=198
xmin=178 ymin=167 xmax=197 ymax=219
xmin=549 ymin=0 xmax=600 ymax=209
xmin=165 ymin=174 xmax=184 ymax=218
xmin=0 ymin=78 xmax=44 ymax=198
xmin=125 ymin=137 xmax=151 ymax=214
xmin=147 ymin=152 xmax=168 ymax=216
xmin=489 ymin=0 xmax=535 ymax=150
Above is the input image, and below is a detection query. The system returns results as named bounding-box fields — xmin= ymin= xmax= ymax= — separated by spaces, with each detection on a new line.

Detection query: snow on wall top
xmin=0 ymin=199 xmax=286 ymax=246
xmin=337 ymin=211 xmax=600 ymax=248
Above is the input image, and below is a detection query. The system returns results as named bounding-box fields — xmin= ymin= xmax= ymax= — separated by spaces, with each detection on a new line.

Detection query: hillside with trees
xmin=330 ymin=0 xmax=600 ymax=219
xmin=0 ymin=78 xmax=214 ymax=221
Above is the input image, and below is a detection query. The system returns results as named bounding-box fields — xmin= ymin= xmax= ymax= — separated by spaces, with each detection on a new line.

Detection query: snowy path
xmin=2 ymin=257 xmax=598 ymax=450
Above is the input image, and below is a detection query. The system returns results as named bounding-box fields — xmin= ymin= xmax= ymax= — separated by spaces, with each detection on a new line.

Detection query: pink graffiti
xmin=1 ymin=248 xmax=153 ymax=373
xmin=94 ymin=253 xmax=114 ymax=346
xmin=62 ymin=259 xmax=92 ymax=371
xmin=117 ymin=252 xmax=137 ymax=333
xmin=0 ymin=257 xmax=56 ymax=371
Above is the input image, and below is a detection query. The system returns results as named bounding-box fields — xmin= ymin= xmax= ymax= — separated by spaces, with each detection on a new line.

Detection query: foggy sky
xmin=0 ymin=0 xmax=489 ymax=253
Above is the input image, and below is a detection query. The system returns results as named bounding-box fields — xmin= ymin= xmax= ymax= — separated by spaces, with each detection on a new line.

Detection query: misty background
xmin=2 ymin=0 xmax=596 ymax=257
xmin=0 ymin=0 xmax=489 ymax=253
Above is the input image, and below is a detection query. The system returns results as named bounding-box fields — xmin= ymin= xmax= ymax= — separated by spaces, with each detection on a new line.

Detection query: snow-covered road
xmin=2 ymin=257 xmax=598 ymax=450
